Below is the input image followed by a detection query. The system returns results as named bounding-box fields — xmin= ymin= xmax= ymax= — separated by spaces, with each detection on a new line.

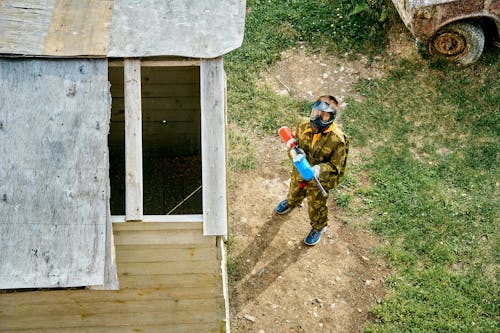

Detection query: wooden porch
xmin=0 ymin=220 xmax=228 ymax=332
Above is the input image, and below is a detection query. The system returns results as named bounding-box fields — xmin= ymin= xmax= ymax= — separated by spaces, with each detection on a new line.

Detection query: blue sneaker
xmin=304 ymin=227 xmax=327 ymax=246
xmin=275 ymin=199 xmax=291 ymax=215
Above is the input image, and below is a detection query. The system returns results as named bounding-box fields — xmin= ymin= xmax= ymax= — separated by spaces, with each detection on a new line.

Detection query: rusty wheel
xmin=430 ymin=21 xmax=485 ymax=66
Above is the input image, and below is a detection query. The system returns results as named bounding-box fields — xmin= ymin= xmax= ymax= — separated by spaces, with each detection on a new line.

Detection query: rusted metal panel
xmin=412 ymin=0 xmax=487 ymax=39
xmin=393 ymin=0 xmax=500 ymax=39
xmin=490 ymin=0 xmax=500 ymax=16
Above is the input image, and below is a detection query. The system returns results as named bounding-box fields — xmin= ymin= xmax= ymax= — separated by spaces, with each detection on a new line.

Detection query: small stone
xmin=365 ymin=280 xmax=373 ymax=286
xmin=244 ymin=314 xmax=256 ymax=322
xmin=357 ymin=308 xmax=363 ymax=313
xmin=314 ymin=298 xmax=323 ymax=304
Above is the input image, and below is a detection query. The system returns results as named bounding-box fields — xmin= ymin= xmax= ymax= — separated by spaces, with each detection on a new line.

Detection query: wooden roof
xmin=0 ymin=0 xmax=246 ymax=58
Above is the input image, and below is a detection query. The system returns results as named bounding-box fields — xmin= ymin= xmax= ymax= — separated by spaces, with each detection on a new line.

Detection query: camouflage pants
xmin=286 ymin=167 xmax=329 ymax=230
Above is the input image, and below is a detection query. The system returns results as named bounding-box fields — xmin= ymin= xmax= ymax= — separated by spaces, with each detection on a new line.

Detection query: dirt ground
xmin=228 ymin=24 xmax=415 ymax=333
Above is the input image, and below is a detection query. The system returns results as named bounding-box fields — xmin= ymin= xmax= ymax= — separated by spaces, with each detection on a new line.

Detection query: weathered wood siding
xmin=0 ymin=58 xmax=111 ymax=288
xmin=201 ymin=58 xmax=228 ymax=236
xmin=124 ymin=59 xmax=143 ymax=221
xmin=108 ymin=0 xmax=246 ymax=58
xmin=0 ymin=0 xmax=246 ymax=58
xmin=0 ymin=0 xmax=56 ymax=55
xmin=0 ymin=222 xmax=227 ymax=332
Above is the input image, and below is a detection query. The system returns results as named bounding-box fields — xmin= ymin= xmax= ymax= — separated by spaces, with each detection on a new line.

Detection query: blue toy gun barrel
xmin=292 ymin=153 xmax=328 ymax=197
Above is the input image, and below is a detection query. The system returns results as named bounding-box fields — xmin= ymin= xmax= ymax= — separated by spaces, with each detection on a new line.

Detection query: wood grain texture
xmin=0 ymin=0 xmax=56 ymax=55
xmin=0 ymin=58 xmax=111 ymax=288
xmin=200 ymin=57 xmax=228 ymax=236
xmin=0 ymin=0 xmax=245 ymax=58
xmin=43 ymin=0 xmax=113 ymax=56
xmin=0 ymin=222 xmax=226 ymax=332
xmin=124 ymin=59 xmax=143 ymax=221
xmin=108 ymin=0 xmax=246 ymax=58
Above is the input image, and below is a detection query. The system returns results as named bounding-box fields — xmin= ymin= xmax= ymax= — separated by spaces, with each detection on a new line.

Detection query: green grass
xmin=226 ymin=1 xmax=499 ymax=331
xmin=343 ymin=60 xmax=499 ymax=332
xmin=225 ymin=0 xmax=390 ymax=134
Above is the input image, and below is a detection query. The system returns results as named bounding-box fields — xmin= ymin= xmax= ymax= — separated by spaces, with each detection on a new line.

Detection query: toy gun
xmin=278 ymin=126 xmax=328 ymax=197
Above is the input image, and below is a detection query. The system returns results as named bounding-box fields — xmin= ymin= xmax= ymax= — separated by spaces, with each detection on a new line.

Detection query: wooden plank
xmin=43 ymin=0 xmax=113 ymax=56
xmin=0 ymin=287 xmax=221 ymax=306
xmin=0 ymin=297 xmax=221 ymax=318
xmin=0 ymin=324 xmax=221 ymax=333
xmin=109 ymin=59 xmax=201 ymax=67
xmin=0 ymin=305 xmax=220 ymax=330
xmin=200 ymin=57 xmax=228 ymax=236
xmin=90 ymin=217 xmax=119 ymax=290
xmin=117 ymin=273 xmax=220 ymax=290
xmin=117 ymin=261 xmax=218 ymax=276
xmin=124 ymin=59 xmax=143 ymax=221
xmin=115 ymin=245 xmax=217 ymax=263
xmin=111 ymin=214 xmax=203 ymax=223
xmin=0 ymin=0 xmax=56 ymax=55
xmin=218 ymin=236 xmax=231 ymax=333
xmin=112 ymin=96 xmax=201 ymax=111
xmin=111 ymin=83 xmax=200 ymax=98
xmin=111 ymin=108 xmax=199 ymax=123
xmin=108 ymin=0 xmax=246 ymax=58
xmin=113 ymin=221 xmax=203 ymax=231
xmin=0 ymin=219 xmax=226 ymax=331
xmin=113 ymin=230 xmax=214 ymax=246
xmin=0 ymin=58 xmax=110 ymax=288
xmin=109 ymin=67 xmax=200 ymax=86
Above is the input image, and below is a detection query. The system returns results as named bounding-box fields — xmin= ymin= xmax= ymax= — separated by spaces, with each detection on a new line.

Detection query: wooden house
xmin=0 ymin=1 xmax=245 ymax=332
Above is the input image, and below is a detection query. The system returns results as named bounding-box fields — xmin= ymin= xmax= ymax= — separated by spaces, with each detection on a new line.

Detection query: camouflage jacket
xmin=291 ymin=118 xmax=349 ymax=189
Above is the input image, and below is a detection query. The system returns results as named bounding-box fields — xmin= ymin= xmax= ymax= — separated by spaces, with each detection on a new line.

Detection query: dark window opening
xmin=108 ymin=65 xmax=202 ymax=216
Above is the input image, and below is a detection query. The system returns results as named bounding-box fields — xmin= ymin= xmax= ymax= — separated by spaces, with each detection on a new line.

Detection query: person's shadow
xmin=231 ymin=211 xmax=309 ymax=312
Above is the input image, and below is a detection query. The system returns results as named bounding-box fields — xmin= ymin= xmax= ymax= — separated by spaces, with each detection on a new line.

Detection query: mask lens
xmin=310 ymin=109 xmax=333 ymax=122
xmin=311 ymin=100 xmax=334 ymax=113
xmin=310 ymin=108 xmax=321 ymax=119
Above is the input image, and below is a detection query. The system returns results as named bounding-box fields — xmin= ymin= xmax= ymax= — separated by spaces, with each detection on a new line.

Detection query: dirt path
xmin=228 ymin=25 xmax=413 ymax=333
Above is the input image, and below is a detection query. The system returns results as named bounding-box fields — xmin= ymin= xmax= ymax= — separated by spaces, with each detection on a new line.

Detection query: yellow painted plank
xmin=43 ymin=0 xmax=113 ymax=56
